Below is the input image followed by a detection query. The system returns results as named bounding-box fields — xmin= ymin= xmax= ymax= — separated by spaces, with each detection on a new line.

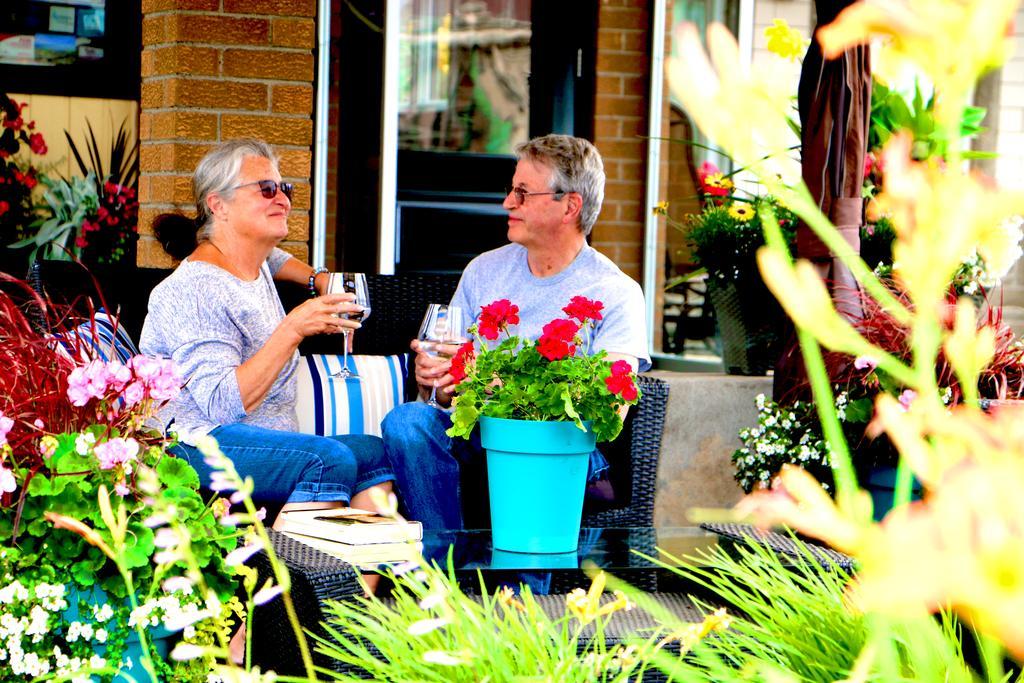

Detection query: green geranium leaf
xmin=157 ymin=456 xmax=200 ymax=489
xmin=845 ymin=397 xmax=874 ymax=423
xmin=122 ymin=523 xmax=155 ymax=569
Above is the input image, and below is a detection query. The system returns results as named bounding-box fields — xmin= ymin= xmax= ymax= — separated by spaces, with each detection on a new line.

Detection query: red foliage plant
xmin=0 ymin=277 xmax=93 ymax=467
xmin=823 ymin=285 xmax=1024 ymax=405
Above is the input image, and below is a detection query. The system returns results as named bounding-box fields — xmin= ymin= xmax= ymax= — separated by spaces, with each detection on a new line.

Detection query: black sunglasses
xmin=233 ymin=179 xmax=294 ymax=201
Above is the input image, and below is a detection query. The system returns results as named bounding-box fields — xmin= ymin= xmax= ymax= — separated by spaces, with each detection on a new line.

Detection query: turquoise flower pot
xmin=63 ymin=586 xmax=173 ymax=683
xmin=479 ymin=416 xmax=596 ymax=553
xmin=865 ymin=466 xmax=922 ymax=522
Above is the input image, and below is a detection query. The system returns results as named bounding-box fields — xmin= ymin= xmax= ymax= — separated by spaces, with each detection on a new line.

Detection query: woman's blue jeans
xmin=170 ymin=423 xmax=395 ymax=504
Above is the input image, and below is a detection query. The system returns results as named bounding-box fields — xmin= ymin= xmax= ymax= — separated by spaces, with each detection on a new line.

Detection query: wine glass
xmin=327 ymin=272 xmax=371 ymax=379
xmin=417 ymin=303 xmax=468 ymax=407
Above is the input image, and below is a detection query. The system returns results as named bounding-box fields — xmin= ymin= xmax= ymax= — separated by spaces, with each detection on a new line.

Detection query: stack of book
xmin=276 ymin=507 xmax=423 ymax=570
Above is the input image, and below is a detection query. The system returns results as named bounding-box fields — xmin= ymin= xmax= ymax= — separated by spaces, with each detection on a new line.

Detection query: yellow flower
xmin=668 ymin=23 xmax=799 ymax=187
xmin=764 ymin=19 xmax=808 ymax=61
xmin=943 ymin=299 xmax=996 ymax=395
xmin=817 ymin=0 xmax=1018 ymax=129
xmin=756 ymin=249 xmax=882 ymax=359
xmin=872 ymin=134 xmax=1024 ymax=309
xmin=652 ymin=200 xmax=670 ymax=215
xmin=728 ymin=203 xmax=755 ymax=222
xmin=848 ymin=450 xmax=1024 ymax=659
xmin=496 ymin=585 xmax=526 ymax=613
xmin=704 ymin=172 xmax=734 ymax=192
xmin=656 ymin=607 xmax=734 ymax=652
xmin=565 ymin=572 xmax=633 ymax=625
xmin=734 ymin=464 xmax=872 ymax=554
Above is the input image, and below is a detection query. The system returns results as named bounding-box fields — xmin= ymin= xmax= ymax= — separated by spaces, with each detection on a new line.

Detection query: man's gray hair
xmin=192 ymin=139 xmax=279 ymax=241
xmin=515 ymin=134 xmax=605 ymax=235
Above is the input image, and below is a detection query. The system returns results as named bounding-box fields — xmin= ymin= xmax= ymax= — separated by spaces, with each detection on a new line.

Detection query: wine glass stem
xmin=342 ymin=330 xmax=350 ymax=371
xmin=429 ymin=382 xmax=438 ymax=405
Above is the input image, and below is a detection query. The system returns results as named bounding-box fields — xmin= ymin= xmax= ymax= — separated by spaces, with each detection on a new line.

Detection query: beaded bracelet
xmin=308 ymin=267 xmax=329 ymax=297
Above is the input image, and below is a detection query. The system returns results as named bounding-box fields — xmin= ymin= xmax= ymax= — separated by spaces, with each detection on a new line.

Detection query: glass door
xmin=374 ymin=0 xmax=596 ymax=274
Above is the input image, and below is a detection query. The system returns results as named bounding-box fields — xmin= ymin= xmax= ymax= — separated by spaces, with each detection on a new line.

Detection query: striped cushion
xmin=295 ymin=354 xmax=409 ymax=438
xmin=72 ymin=310 xmax=140 ymax=364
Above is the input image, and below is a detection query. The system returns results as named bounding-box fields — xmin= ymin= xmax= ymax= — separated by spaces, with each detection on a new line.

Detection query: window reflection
xmin=657 ymin=0 xmax=739 ymax=361
xmin=398 ymin=0 xmax=531 ymax=154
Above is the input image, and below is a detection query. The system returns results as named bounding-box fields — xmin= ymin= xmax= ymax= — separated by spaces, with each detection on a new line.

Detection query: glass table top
xmin=416 ymin=526 xmax=720 ymax=574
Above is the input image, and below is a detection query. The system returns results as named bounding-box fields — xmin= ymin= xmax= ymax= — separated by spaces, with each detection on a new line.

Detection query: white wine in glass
xmin=417 ymin=303 xmax=468 ymax=407
xmin=327 ymin=272 xmax=371 ymax=379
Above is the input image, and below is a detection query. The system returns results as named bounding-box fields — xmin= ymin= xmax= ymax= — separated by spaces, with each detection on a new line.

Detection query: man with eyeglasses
xmin=382 ymin=134 xmax=650 ymax=539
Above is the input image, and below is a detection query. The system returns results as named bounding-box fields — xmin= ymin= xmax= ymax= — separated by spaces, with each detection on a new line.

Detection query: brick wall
xmin=138 ymin=0 xmax=316 ymax=267
xmin=591 ymin=0 xmax=652 ymax=282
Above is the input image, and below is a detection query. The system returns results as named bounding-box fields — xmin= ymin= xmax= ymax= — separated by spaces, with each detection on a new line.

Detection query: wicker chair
xmin=700 ymin=522 xmax=856 ymax=571
xmin=249 ymin=531 xmax=364 ymax=676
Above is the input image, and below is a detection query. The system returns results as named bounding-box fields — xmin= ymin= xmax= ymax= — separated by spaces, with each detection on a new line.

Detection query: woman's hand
xmin=280 ymin=292 xmax=364 ymax=341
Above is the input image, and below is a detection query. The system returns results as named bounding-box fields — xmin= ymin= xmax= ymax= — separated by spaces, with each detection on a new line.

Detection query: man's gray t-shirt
xmin=139 ymin=248 xmax=297 ymax=441
xmin=450 ymin=243 xmax=651 ymax=371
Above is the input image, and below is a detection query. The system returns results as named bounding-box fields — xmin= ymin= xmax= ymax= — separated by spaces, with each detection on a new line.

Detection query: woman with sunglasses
xmin=140 ymin=138 xmax=396 ymax=523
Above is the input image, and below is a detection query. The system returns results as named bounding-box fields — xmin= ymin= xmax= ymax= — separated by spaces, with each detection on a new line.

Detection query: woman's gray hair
xmin=514 ymin=135 xmax=605 ymax=235
xmin=193 ymin=139 xmax=279 ymax=241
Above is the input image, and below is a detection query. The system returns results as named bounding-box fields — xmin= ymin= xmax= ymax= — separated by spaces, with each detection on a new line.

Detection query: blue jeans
xmin=170 ymin=423 xmax=395 ymax=504
xmin=381 ymin=402 xmax=608 ymax=532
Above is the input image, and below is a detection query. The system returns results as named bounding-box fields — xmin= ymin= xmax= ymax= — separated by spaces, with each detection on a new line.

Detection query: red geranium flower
xmin=478 ymin=299 xmax=520 ymax=340
xmin=536 ymin=318 xmax=579 ymax=360
xmin=0 ymin=201 xmax=8 ymax=217
xmin=605 ymin=366 xmax=638 ymax=401
xmin=562 ymin=296 xmax=603 ymax=323
xmin=449 ymin=341 xmax=475 ymax=384
xmin=28 ymin=132 xmax=47 ymax=155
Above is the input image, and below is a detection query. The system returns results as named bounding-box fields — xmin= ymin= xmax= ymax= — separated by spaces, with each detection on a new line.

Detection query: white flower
xmin=92 ymin=603 xmax=114 ymax=622
xmin=422 ymin=650 xmax=470 ymax=665
xmin=408 ymin=617 xmax=449 ymax=636
xmin=74 ymin=432 xmax=97 ymax=455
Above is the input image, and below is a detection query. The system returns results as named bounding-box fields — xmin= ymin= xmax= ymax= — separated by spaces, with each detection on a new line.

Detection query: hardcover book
xmin=282 ymin=532 xmax=423 ymax=570
xmin=275 ymin=507 xmax=423 ymax=545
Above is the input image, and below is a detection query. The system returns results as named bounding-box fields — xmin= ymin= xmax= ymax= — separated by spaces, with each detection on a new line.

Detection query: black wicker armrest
xmin=700 ymin=522 xmax=856 ymax=572
xmin=249 ymin=530 xmax=365 ymax=676
xmin=583 ymin=374 xmax=669 ymax=529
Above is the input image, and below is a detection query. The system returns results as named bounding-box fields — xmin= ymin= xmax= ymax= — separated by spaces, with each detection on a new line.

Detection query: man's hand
xmin=411 ymin=338 xmax=464 ymax=407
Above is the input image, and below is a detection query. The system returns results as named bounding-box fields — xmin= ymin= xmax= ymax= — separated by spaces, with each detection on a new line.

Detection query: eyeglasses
xmin=505 ymin=185 xmax=565 ymax=206
xmin=233 ymin=179 xmax=294 ymax=201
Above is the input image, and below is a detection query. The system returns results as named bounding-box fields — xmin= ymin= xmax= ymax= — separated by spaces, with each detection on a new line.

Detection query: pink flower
xmin=0 ymin=412 xmax=14 ymax=446
xmin=32 ymin=418 xmax=43 ymax=429
xmin=114 ymin=482 xmax=130 ymax=497
xmin=122 ymin=381 xmax=145 ymax=407
xmin=94 ymin=437 xmax=140 ymax=471
xmin=898 ymin=389 xmax=917 ymax=411
xmin=854 ymin=356 xmax=878 ymax=371
xmin=129 ymin=356 xmax=182 ymax=401
xmin=67 ymin=359 xmax=112 ymax=406
xmin=106 ymin=361 xmax=131 ymax=392
xmin=0 ymin=466 xmax=16 ymax=494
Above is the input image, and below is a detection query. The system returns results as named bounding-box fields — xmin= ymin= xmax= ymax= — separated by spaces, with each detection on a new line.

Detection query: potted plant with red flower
xmin=445 ymin=296 xmax=640 ymax=553
xmin=0 ymin=93 xmax=48 ymax=272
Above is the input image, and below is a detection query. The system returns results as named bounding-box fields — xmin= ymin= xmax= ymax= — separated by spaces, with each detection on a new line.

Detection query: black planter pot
xmin=706 ymin=276 xmax=786 ymax=375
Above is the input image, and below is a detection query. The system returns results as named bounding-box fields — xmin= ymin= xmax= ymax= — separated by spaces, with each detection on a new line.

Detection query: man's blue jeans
xmin=381 ymin=402 xmax=608 ymax=532
xmin=170 ymin=423 xmax=395 ymax=504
